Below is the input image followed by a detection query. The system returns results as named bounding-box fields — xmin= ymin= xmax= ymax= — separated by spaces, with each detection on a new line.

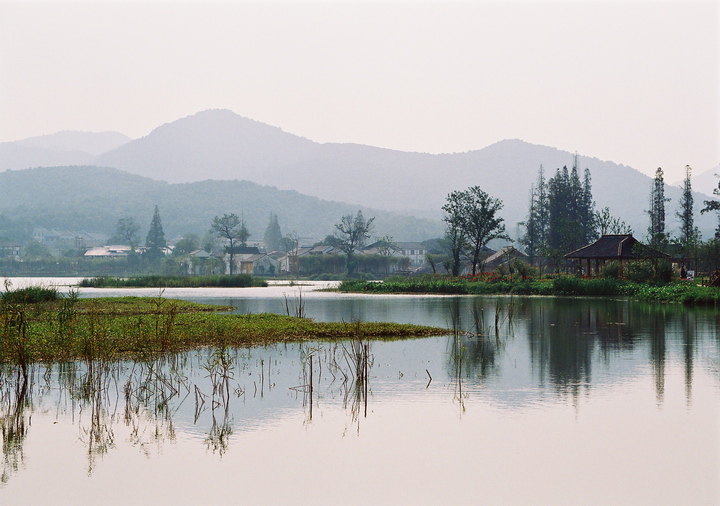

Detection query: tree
xmin=595 ymin=207 xmax=633 ymax=235
xmin=461 ymin=186 xmax=509 ymax=275
xmin=211 ymin=213 xmax=249 ymax=275
xmin=520 ymin=166 xmax=550 ymax=271
xmin=334 ymin=210 xmax=374 ymax=275
xmin=700 ymin=173 xmax=720 ymax=239
xmin=442 ymin=190 xmax=470 ymax=276
xmin=145 ymin=205 xmax=166 ymax=262
xmin=173 ymin=233 xmax=200 ymax=256
xmin=546 ymin=162 xmax=596 ymax=267
xmin=23 ymin=240 xmax=51 ymax=259
xmin=263 ymin=212 xmax=283 ymax=252
xmin=112 ymin=217 xmax=140 ymax=248
xmin=580 ymin=167 xmax=596 ymax=242
xmin=647 ymin=167 xmax=670 ymax=247
xmin=374 ymin=235 xmax=399 ymax=256
xmin=676 ymin=165 xmax=700 ymax=266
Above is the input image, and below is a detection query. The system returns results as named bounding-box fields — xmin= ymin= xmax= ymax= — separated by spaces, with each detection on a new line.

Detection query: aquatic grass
xmin=339 ymin=275 xmax=719 ymax=305
xmin=0 ymin=297 xmax=448 ymax=364
xmin=2 ymin=286 xmax=60 ymax=304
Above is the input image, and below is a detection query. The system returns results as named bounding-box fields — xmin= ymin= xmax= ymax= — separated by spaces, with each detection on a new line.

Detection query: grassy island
xmin=338 ymin=275 xmax=720 ymax=305
xmin=0 ymin=291 xmax=447 ymax=364
xmin=78 ymin=274 xmax=267 ymax=288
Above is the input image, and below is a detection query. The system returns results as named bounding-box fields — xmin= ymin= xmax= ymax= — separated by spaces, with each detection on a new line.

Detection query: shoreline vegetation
xmin=78 ymin=274 xmax=267 ymax=288
xmin=0 ymin=289 xmax=447 ymax=364
xmin=338 ymin=274 xmax=720 ymax=305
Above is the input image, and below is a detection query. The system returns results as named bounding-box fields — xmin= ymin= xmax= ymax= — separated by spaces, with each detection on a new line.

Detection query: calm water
xmin=1 ymin=278 xmax=719 ymax=504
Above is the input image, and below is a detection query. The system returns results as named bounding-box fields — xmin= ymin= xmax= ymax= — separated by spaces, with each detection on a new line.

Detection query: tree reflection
xmin=0 ymin=367 xmax=31 ymax=484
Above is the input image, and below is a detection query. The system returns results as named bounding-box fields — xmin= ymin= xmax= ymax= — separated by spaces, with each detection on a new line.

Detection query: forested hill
xmin=0 ymin=166 xmax=442 ymax=242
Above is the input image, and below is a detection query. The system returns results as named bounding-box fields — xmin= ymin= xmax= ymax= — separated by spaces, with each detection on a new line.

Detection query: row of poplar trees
xmin=522 ymin=158 xmax=596 ymax=269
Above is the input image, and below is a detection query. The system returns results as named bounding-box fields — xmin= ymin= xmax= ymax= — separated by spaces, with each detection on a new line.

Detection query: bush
xmin=601 ymin=261 xmax=621 ymax=279
xmin=2 ymin=286 xmax=60 ymax=304
xmin=551 ymin=276 xmax=584 ymax=295
xmin=626 ymin=260 xmax=655 ymax=284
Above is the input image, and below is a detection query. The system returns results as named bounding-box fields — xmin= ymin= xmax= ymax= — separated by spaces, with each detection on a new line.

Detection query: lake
xmin=1 ymin=278 xmax=718 ymax=504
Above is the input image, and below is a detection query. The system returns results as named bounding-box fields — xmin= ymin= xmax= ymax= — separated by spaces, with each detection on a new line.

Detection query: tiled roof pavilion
xmin=564 ymin=234 xmax=669 ymax=276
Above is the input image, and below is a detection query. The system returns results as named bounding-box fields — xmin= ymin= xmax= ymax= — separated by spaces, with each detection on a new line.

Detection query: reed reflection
xmin=0 ymin=367 xmax=31 ymax=484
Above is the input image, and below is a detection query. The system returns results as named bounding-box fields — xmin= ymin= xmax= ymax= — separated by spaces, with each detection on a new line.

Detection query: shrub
xmin=551 ymin=276 xmax=584 ymax=295
xmin=626 ymin=260 xmax=655 ymax=284
xmin=601 ymin=261 xmax=621 ymax=279
xmin=2 ymin=286 xmax=60 ymax=304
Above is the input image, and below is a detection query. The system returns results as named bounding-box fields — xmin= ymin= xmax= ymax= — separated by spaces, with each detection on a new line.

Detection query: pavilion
xmin=564 ymin=234 xmax=669 ymax=276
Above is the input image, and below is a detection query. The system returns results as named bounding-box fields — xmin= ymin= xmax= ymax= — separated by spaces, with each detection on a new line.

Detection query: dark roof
xmin=564 ymin=234 xmax=669 ymax=260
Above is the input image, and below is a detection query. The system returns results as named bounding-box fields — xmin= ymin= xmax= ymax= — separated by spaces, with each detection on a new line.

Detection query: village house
xmin=483 ymin=246 xmax=528 ymax=272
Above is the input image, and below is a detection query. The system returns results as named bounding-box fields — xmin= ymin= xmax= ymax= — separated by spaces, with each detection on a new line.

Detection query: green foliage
xmin=173 ymin=233 xmax=200 ymax=255
xmin=648 ymin=167 xmax=670 ymax=248
xmin=263 ymin=212 xmax=284 ymax=252
xmin=546 ymin=163 xmax=595 ymax=265
xmin=22 ymin=240 xmax=52 ymax=259
xmin=2 ymin=286 xmax=60 ymax=304
xmin=626 ymin=281 xmax=720 ymax=305
xmin=601 ymin=261 xmax=622 ymax=279
xmin=145 ymin=205 xmax=166 ymax=260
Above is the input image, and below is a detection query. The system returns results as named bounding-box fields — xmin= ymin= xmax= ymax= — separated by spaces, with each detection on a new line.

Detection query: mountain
xmin=15 ymin=131 xmax=131 ymax=155
xmin=0 ymin=166 xmax=442 ymax=243
xmin=0 ymin=130 xmax=131 ymax=171
xmin=93 ymin=109 xmax=717 ymax=238
xmin=96 ymin=110 xmax=318 ymax=183
xmin=3 ymin=110 xmax=717 ymax=240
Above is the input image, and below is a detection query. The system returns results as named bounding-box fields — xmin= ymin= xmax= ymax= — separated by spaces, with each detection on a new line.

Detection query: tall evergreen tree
xmin=145 ymin=205 xmax=166 ymax=261
xmin=546 ymin=160 xmax=596 ymax=269
xmin=263 ymin=212 xmax=283 ymax=252
xmin=581 ymin=168 xmax=596 ymax=242
xmin=676 ymin=165 xmax=699 ymax=265
xmin=648 ymin=167 xmax=670 ymax=247
xmin=521 ymin=165 xmax=551 ymax=269
xmin=521 ymin=184 xmax=539 ymax=266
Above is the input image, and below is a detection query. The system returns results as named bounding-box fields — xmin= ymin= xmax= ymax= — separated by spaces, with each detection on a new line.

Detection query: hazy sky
xmin=1 ymin=0 xmax=718 ymax=181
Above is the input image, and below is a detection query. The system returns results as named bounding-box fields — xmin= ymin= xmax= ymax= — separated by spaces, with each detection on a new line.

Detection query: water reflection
xmin=0 ymin=296 xmax=718 ymax=488
xmin=0 ymin=368 xmax=30 ymax=484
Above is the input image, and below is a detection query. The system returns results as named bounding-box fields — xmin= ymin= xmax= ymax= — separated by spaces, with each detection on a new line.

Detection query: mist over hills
xmin=94 ymin=109 xmax=718 ymax=238
xmin=2 ymin=109 xmax=718 ymax=240
xmin=0 ymin=166 xmax=442 ymax=243
xmin=0 ymin=131 xmax=131 ymax=171
xmin=15 ymin=131 xmax=131 ymax=156
xmin=673 ymin=164 xmax=720 ymax=198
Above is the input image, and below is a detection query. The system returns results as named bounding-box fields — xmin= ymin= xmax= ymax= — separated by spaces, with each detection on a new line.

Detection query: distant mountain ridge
xmin=2 ymin=109 xmax=717 ymax=239
xmin=93 ymin=109 xmax=717 ymax=238
xmin=0 ymin=130 xmax=131 ymax=171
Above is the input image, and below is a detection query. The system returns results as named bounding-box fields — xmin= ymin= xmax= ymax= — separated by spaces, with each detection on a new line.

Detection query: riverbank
xmin=338 ymin=275 xmax=720 ymax=305
xmin=78 ymin=274 xmax=268 ymax=288
xmin=0 ymin=295 xmax=448 ymax=364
